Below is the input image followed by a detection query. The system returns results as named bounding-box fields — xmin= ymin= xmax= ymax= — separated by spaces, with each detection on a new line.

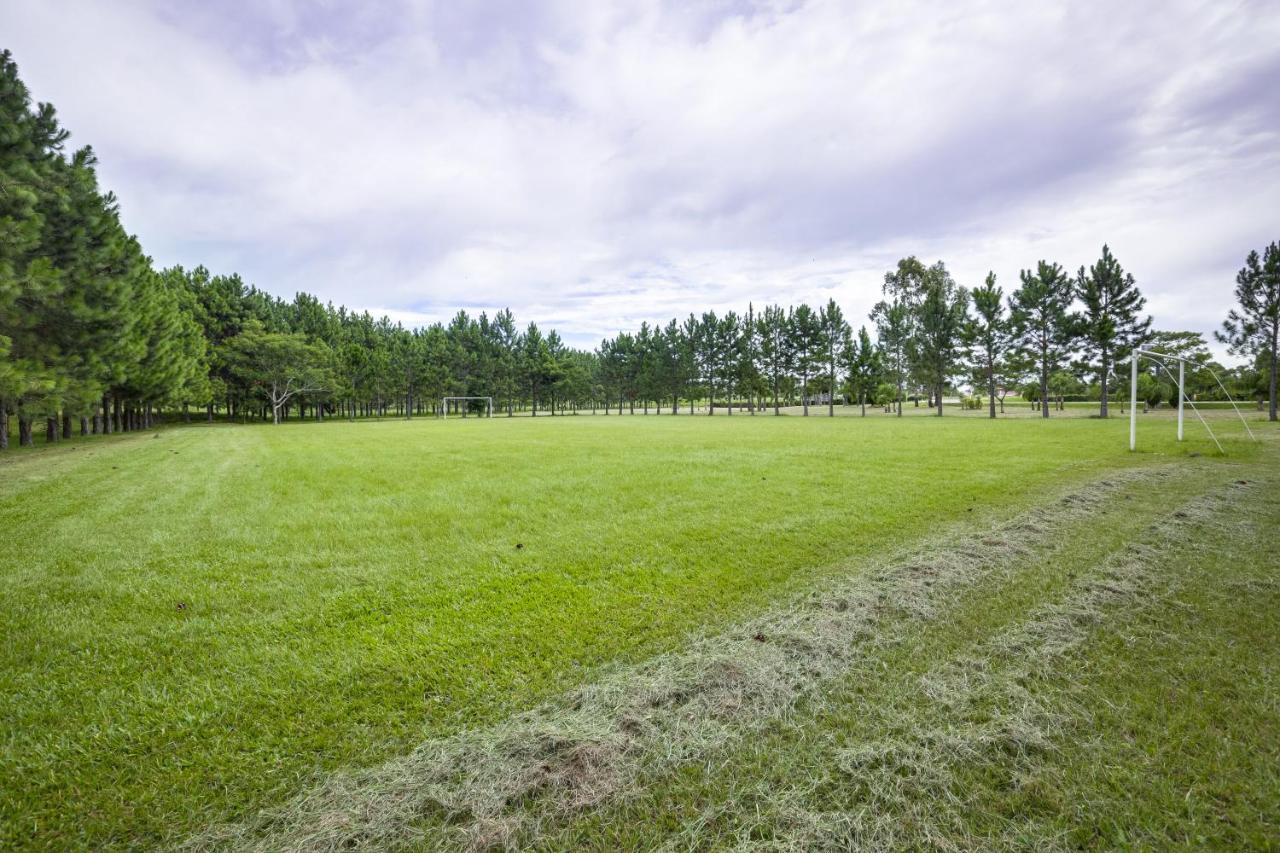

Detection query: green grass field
xmin=1 ymin=413 xmax=1275 ymax=849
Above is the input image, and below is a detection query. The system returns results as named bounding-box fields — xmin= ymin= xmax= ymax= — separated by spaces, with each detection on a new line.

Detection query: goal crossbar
xmin=440 ymin=396 xmax=493 ymax=418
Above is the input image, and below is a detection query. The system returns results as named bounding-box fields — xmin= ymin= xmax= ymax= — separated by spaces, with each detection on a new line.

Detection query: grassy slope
xmin=0 ymin=414 xmax=1265 ymax=848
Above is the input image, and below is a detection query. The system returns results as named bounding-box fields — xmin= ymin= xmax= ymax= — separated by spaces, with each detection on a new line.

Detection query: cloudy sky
xmin=4 ymin=0 xmax=1278 ymax=358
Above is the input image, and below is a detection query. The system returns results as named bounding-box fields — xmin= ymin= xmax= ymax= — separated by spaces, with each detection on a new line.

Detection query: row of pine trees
xmin=3 ymin=49 xmax=1278 ymax=450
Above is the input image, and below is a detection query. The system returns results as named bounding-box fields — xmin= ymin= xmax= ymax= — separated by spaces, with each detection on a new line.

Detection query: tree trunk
xmin=207 ymin=403 xmax=214 ymax=423
xmin=936 ymin=382 xmax=944 ymax=417
xmin=113 ymin=397 xmax=121 ymax=433
xmin=829 ymin=368 xmax=835 ymax=417
xmin=46 ymin=417 xmax=57 ymax=443
xmin=1040 ymin=355 xmax=1050 ymax=419
xmin=1270 ymin=328 xmax=1278 ymax=422
xmin=860 ymin=391 xmax=866 ymax=417
xmin=0 ymin=404 xmax=8 ymax=450
xmin=80 ymin=416 xmax=88 ymax=436
xmin=1099 ymin=346 xmax=1110 ymax=418
xmin=62 ymin=413 xmax=72 ymax=438
xmin=19 ymin=416 xmax=33 ymax=446
xmin=988 ymin=369 xmax=997 ymax=419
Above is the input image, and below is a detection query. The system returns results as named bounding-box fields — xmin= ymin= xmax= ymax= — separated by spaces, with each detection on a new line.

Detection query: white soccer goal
xmin=1127 ymin=349 xmax=1255 ymax=453
xmin=440 ymin=396 xmax=493 ymax=418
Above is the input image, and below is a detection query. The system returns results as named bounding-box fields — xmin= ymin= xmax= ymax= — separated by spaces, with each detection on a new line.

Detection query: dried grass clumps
xmin=772 ymin=478 xmax=1261 ymax=851
xmin=187 ymin=465 xmax=1217 ymax=852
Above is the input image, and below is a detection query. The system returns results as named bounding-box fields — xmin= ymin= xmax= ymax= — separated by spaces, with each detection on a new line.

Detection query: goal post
xmin=1129 ymin=349 xmax=1223 ymax=452
xmin=440 ymin=396 xmax=493 ymax=418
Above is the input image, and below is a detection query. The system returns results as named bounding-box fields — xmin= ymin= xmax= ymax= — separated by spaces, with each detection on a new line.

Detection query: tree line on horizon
xmin=2 ymin=49 xmax=1278 ymax=450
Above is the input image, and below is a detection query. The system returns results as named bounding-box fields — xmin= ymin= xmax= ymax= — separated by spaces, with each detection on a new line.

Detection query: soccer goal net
xmin=440 ymin=396 xmax=493 ymax=418
xmin=1127 ymin=348 xmax=1254 ymax=453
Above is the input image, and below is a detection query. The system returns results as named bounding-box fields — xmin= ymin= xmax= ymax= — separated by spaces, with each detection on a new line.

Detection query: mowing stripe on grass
xmin=187 ymin=463 xmax=1205 ymax=852
xmin=743 ymin=477 xmax=1264 ymax=850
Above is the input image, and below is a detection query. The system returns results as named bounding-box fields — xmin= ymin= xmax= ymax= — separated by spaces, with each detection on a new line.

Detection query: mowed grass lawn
xmin=0 ymin=413 xmax=1265 ymax=848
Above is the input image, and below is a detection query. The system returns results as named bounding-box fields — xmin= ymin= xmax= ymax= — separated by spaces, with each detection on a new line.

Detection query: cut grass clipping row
xmin=191 ymin=452 xmax=1277 ymax=850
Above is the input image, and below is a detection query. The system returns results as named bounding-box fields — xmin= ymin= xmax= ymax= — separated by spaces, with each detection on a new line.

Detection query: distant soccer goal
xmin=1128 ymin=349 xmax=1254 ymax=453
xmin=440 ymin=396 xmax=493 ymax=418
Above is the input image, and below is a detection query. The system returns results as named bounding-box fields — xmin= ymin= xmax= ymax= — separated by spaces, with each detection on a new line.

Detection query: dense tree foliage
xmin=1216 ymin=242 xmax=1280 ymax=422
xmin=1010 ymin=261 xmax=1078 ymax=419
xmin=1077 ymin=245 xmax=1151 ymax=417
xmin=966 ymin=272 xmax=1010 ymax=419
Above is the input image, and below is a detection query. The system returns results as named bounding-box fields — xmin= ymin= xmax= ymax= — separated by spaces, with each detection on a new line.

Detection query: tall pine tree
xmin=966 ymin=272 xmax=1010 ymax=419
xmin=1077 ymin=245 xmax=1150 ymax=417
xmin=1010 ymin=261 xmax=1077 ymax=419
xmin=1217 ymin=241 xmax=1280 ymax=421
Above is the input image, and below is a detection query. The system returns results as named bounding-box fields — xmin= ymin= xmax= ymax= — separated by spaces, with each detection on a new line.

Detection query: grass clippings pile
xmin=653 ymin=476 xmax=1268 ymax=851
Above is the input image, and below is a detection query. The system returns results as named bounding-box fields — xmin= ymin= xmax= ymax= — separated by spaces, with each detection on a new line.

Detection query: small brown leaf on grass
xmin=753 ymin=632 xmax=767 ymax=643
xmin=175 ymin=602 xmax=188 ymax=611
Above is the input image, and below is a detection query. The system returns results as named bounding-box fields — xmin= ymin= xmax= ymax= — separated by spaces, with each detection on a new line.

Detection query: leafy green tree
xmin=1077 ymin=245 xmax=1150 ymax=417
xmin=1216 ymin=241 xmax=1280 ymax=421
xmin=225 ymin=322 xmax=330 ymax=424
xmin=871 ymin=301 xmax=911 ymax=417
xmin=1010 ymin=261 xmax=1078 ymax=419
xmin=873 ymin=381 xmax=898 ymax=411
xmin=1143 ymin=330 xmax=1221 ymax=399
xmin=911 ymin=262 xmax=969 ymax=416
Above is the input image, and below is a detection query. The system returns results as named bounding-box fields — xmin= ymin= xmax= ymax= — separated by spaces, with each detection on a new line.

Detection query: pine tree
xmin=911 ymin=262 xmax=969 ymax=417
xmin=1216 ymin=242 xmax=1280 ymax=421
xmin=843 ymin=326 xmax=881 ymax=416
xmin=819 ymin=299 xmax=849 ymax=416
xmin=1077 ymin=245 xmax=1151 ymax=417
xmin=787 ymin=304 xmax=822 ymax=416
xmin=757 ymin=305 xmax=788 ymax=415
xmin=966 ymin=272 xmax=1010 ymax=419
xmin=1010 ymin=261 xmax=1078 ymax=419
xmin=871 ymin=300 xmax=911 ymax=417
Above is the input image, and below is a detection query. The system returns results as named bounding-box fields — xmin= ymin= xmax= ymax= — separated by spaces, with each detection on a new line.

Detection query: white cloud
xmin=3 ymin=0 xmax=1277 ymax=361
